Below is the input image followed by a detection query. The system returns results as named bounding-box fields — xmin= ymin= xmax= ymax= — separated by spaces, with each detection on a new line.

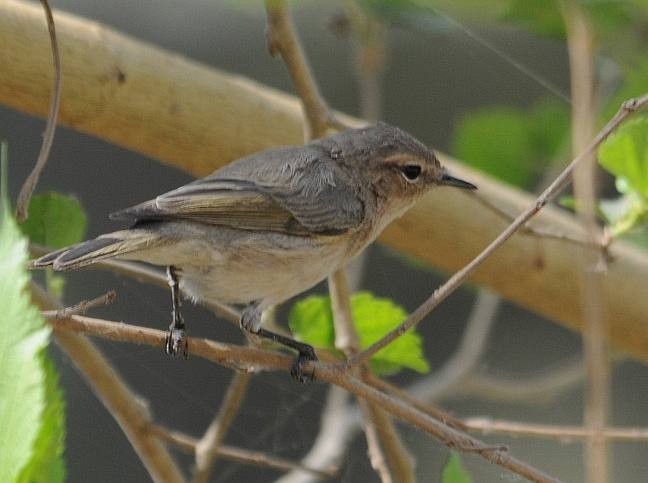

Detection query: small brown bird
xmin=31 ymin=123 xmax=476 ymax=380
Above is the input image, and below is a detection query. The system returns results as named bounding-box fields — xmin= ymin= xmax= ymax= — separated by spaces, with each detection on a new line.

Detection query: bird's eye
xmin=400 ymin=164 xmax=422 ymax=182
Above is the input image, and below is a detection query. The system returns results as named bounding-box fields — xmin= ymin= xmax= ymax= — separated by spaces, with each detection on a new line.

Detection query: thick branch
xmin=3 ymin=0 xmax=648 ymax=362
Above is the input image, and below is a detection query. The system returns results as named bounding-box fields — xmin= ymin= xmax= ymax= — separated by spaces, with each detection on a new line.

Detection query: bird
xmin=31 ymin=122 xmax=476 ymax=381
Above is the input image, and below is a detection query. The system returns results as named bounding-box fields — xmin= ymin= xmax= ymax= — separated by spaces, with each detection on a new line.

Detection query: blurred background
xmin=3 ymin=0 xmax=648 ymax=481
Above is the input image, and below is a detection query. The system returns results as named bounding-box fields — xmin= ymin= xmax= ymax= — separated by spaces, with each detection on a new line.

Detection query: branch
xmin=464 ymin=418 xmax=648 ymax=442
xmin=46 ymin=313 xmax=561 ymax=483
xmin=15 ymin=0 xmax=61 ymax=222
xmin=193 ymin=372 xmax=252 ymax=483
xmin=562 ymin=4 xmax=610 ymax=483
xmin=349 ymin=93 xmax=648 ymax=367
xmin=149 ymin=425 xmax=337 ymax=478
xmin=31 ymin=284 xmax=187 ymax=483
xmin=4 ymin=1 xmax=648 ymax=362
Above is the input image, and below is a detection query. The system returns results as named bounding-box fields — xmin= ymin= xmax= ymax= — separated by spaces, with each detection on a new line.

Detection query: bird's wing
xmin=110 ymin=146 xmax=365 ymax=236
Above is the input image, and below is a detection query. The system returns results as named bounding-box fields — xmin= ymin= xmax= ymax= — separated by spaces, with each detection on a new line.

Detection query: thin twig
xmin=193 ymin=372 xmax=252 ymax=483
xmin=464 ymin=418 xmax=648 ymax=442
xmin=15 ymin=0 xmax=62 ymax=222
xmin=42 ymin=290 xmax=117 ymax=319
xmin=265 ymin=0 xmax=340 ymax=140
xmin=31 ymin=283 xmax=187 ymax=483
xmin=45 ymin=313 xmax=561 ymax=483
xmin=150 ymin=425 xmax=337 ymax=478
xmin=562 ymin=4 xmax=610 ymax=483
xmin=349 ymin=93 xmax=648 ymax=368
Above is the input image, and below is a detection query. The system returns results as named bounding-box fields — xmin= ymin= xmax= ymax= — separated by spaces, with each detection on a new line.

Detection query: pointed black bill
xmin=440 ymin=172 xmax=477 ymax=190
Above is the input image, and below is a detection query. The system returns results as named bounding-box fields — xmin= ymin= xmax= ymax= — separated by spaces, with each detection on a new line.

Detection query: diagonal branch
xmin=192 ymin=372 xmax=252 ymax=483
xmin=45 ymin=312 xmax=561 ymax=483
xmin=349 ymin=94 xmax=648 ymax=368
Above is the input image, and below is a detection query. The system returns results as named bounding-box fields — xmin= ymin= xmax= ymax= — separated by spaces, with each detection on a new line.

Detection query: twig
xmin=193 ymin=372 xmax=252 ymax=483
xmin=348 ymin=93 xmax=648 ymax=368
xmin=464 ymin=418 xmax=648 ymax=443
xmin=45 ymin=312 xmax=561 ymax=483
xmin=265 ymin=0 xmax=342 ymax=140
xmin=150 ymin=425 xmax=337 ymax=478
xmin=562 ymin=4 xmax=610 ymax=483
xmin=15 ymin=0 xmax=61 ymax=222
xmin=31 ymin=283 xmax=187 ymax=483
xmin=42 ymin=290 xmax=117 ymax=319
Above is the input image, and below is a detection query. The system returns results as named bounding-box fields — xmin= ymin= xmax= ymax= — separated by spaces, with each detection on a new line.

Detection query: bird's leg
xmin=240 ymin=303 xmax=318 ymax=383
xmin=165 ymin=265 xmax=188 ymax=358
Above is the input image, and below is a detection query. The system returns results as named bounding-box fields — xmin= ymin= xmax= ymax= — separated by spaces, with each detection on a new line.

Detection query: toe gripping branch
xmin=165 ymin=266 xmax=188 ymax=358
xmin=241 ymin=304 xmax=318 ymax=383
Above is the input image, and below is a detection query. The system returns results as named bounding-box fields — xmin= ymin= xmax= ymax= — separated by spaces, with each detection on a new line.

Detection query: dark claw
xmin=290 ymin=346 xmax=318 ymax=383
xmin=165 ymin=327 xmax=188 ymax=359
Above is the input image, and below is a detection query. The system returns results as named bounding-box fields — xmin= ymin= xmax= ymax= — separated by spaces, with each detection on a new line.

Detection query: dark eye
xmin=401 ymin=164 xmax=422 ymax=182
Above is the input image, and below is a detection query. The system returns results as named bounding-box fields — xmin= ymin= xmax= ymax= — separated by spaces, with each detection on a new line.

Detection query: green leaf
xmin=16 ymin=355 xmax=66 ymax=483
xmin=451 ymin=100 xmax=568 ymax=189
xmin=289 ymin=292 xmax=430 ymax=375
xmin=602 ymin=58 xmax=648 ymax=122
xmin=0 ymin=183 xmax=53 ymax=481
xmin=502 ymin=0 xmax=635 ymax=39
xmin=441 ymin=452 xmax=473 ymax=483
xmin=598 ymin=116 xmax=648 ymax=198
xmin=20 ymin=192 xmax=87 ymax=249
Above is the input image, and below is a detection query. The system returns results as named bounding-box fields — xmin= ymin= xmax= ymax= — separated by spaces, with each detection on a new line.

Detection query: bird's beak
xmin=440 ymin=172 xmax=477 ymax=190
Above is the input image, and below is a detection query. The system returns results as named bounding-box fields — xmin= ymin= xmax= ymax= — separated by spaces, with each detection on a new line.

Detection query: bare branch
xmin=31 ymin=284 xmax=187 ymax=483
xmin=45 ymin=312 xmax=561 ymax=483
xmin=193 ymin=372 xmax=252 ymax=483
xmin=464 ymin=418 xmax=648 ymax=443
xmin=42 ymin=290 xmax=117 ymax=319
xmin=562 ymin=4 xmax=611 ymax=482
xmin=15 ymin=0 xmax=62 ymax=222
xmin=150 ymin=425 xmax=338 ymax=478
xmin=349 ymin=93 xmax=648 ymax=368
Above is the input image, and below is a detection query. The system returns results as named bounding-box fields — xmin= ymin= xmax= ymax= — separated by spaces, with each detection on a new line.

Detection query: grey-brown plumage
xmin=31 ymin=122 xmax=475 ymax=380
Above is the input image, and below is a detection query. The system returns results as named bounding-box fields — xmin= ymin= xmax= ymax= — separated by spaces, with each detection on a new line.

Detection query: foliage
xmin=0 ymin=148 xmax=65 ymax=482
xmin=289 ymin=291 xmax=430 ymax=375
xmin=597 ymin=116 xmax=648 ymax=236
xmin=451 ymin=98 xmax=569 ymax=189
xmin=20 ymin=192 xmax=87 ymax=296
xmin=441 ymin=452 xmax=473 ymax=483
xmin=0 ymin=148 xmax=66 ymax=482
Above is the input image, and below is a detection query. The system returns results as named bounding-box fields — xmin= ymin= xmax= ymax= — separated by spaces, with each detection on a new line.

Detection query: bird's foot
xmin=290 ymin=345 xmax=318 ymax=384
xmin=165 ymin=324 xmax=188 ymax=359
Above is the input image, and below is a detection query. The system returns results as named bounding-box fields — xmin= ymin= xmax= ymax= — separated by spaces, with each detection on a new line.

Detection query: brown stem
xmin=149 ymin=425 xmax=337 ymax=478
xmin=45 ymin=312 xmax=561 ymax=483
xmin=561 ymin=4 xmax=610 ymax=483
xmin=464 ymin=418 xmax=648 ymax=442
xmin=192 ymin=372 xmax=252 ymax=483
xmin=15 ymin=0 xmax=61 ymax=222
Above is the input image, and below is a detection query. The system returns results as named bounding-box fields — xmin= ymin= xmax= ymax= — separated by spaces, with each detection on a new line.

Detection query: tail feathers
xmin=30 ymin=231 xmax=158 ymax=271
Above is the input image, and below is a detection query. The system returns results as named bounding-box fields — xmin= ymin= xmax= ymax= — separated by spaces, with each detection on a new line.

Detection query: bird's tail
xmin=30 ymin=229 xmax=160 ymax=271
